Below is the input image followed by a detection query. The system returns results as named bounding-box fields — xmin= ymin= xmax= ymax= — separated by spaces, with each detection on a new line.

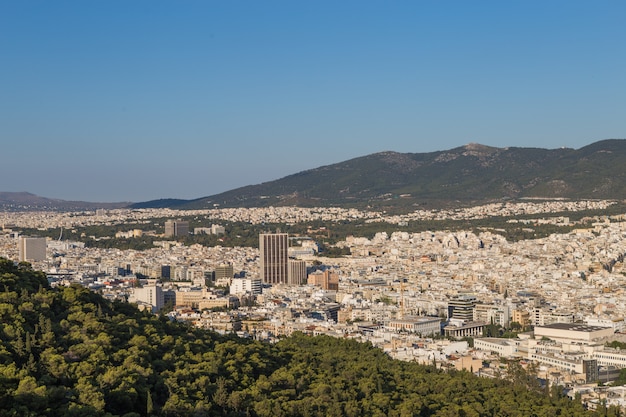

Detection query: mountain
xmin=132 ymin=139 xmax=626 ymax=210
xmin=0 ymin=192 xmax=129 ymax=211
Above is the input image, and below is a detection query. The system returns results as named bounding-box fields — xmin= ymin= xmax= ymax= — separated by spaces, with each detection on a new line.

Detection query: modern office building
xmin=215 ymin=263 xmax=234 ymax=281
xmin=447 ymin=295 xmax=477 ymax=321
xmin=18 ymin=237 xmax=46 ymax=262
xmin=288 ymin=259 xmax=307 ymax=285
xmin=164 ymin=220 xmax=189 ymax=237
xmin=259 ymin=233 xmax=289 ymax=284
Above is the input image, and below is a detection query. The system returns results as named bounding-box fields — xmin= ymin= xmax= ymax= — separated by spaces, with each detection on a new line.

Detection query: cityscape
xmin=3 ymin=1 xmax=626 ymax=415
xmin=4 ymin=198 xmax=626 ymax=410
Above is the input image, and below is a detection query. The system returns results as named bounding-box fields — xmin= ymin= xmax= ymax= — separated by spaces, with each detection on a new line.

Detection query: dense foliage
xmin=0 ymin=258 xmax=613 ymax=416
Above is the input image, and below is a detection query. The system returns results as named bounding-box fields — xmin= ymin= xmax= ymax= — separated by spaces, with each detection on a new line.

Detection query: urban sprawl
xmin=5 ymin=200 xmax=626 ymax=410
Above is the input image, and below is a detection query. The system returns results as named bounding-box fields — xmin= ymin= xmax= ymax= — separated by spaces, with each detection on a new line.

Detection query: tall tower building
xmin=18 ymin=237 xmax=47 ymax=262
xmin=288 ymin=259 xmax=307 ymax=285
xmin=259 ymin=233 xmax=289 ymax=284
xmin=164 ymin=220 xmax=189 ymax=237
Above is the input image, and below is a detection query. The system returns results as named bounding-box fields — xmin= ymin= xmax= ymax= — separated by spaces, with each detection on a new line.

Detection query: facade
xmin=215 ymin=263 xmax=234 ymax=281
xmin=18 ymin=236 xmax=46 ymax=262
xmin=474 ymin=337 xmax=519 ymax=357
xmin=443 ymin=319 xmax=485 ymax=338
xmin=288 ymin=259 xmax=307 ymax=285
xmin=447 ymin=295 xmax=477 ymax=321
xmin=534 ymin=307 xmax=574 ymax=326
xmin=259 ymin=233 xmax=289 ymax=284
xmin=230 ymin=278 xmax=262 ymax=295
xmin=164 ymin=220 xmax=189 ymax=238
xmin=385 ymin=316 xmax=441 ymax=336
xmin=131 ymin=285 xmax=164 ymax=312
xmin=307 ymin=270 xmax=339 ymax=291
xmin=534 ymin=323 xmax=613 ymax=343
xmin=473 ymin=303 xmax=511 ymax=327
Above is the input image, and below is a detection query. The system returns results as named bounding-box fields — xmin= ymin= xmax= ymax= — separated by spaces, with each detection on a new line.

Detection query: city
xmin=3 ymin=199 xmax=626 ymax=410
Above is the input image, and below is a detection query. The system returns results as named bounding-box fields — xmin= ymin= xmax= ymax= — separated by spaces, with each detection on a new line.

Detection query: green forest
xmin=0 ymin=258 xmax=617 ymax=416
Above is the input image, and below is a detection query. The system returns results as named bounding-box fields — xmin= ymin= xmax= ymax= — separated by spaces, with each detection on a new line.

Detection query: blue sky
xmin=1 ymin=1 xmax=625 ymax=202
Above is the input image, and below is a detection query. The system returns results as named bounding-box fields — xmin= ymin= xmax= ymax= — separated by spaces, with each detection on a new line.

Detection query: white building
xmin=230 ymin=278 xmax=262 ymax=295
xmin=384 ymin=316 xmax=441 ymax=336
xmin=131 ymin=285 xmax=164 ymax=313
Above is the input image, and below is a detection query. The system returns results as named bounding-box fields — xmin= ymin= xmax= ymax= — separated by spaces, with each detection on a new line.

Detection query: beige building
xmin=259 ymin=233 xmax=289 ymax=284
xmin=18 ymin=236 xmax=46 ymax=262
xmin=534 ymin=323 xmax=613 ymax=343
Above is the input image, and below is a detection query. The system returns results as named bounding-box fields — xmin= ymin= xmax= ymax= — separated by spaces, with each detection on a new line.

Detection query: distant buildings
xmin=193 ymin=224 xmax=225 ymax=236
xmin=164 ymin=220 xmax=189 ymax=238
xmin=18 ymin=236 xmax=46 ymax=262
xmin=259 ymin=233 xmax=289 ymax=284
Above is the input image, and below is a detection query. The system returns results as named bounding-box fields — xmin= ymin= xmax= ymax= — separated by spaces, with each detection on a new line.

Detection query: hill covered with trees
xmin=130 ymin=139 xmax=626 ymax=210
xmin=0 ymin=258 xmax=614 ymax=416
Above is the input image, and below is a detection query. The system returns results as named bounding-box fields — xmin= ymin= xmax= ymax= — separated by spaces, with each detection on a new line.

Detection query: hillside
xmin=132 ymin=139 xmax=626 ymax=210
xmin=0 ymin=192 xmax=129 ymax=212
xmin=0 ymin=258 xmax=607 ymax=416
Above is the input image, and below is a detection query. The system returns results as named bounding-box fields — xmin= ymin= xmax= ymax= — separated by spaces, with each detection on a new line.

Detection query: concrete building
xmin=443 ymin=319 xmax=485 ymax=338
xmin=308 ymin=270 xmax=339 ymax=291
xmin=131 ymin=285 xmax=164 ymax=313
xmin=259 ymin=233 xmax=289 ymax=284
xmin=288 ymin=259 xmax=307 ymax=285
xmin=474 ymin=337 xmax=520 ymax=357
xmin=534 ymin=323 xmax=614 ymax=343
xmin=385 ymin=316 xmax=441 ymax=336
xmin=164 ymin=220 xmax=189 ymax=238
xmin=215 ymin=263 xmax=234 ymax=281
xmin=447 ymin=295 xmax=477 ymax=321
xmin=230 ymin=278 xmax=262 ymax=295
xmin=18 ymin=236 xmax=46 ymax=262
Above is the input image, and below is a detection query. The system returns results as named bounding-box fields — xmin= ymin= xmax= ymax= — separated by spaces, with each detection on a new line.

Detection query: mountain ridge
xmin=4 ymin=139 xmax=626 ymax=211
xmin=137 ymin=139 xmax=626 ymax=210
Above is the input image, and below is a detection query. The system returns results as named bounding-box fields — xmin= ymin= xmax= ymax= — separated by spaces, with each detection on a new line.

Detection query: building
xmin=164 ymin=220 xmax=189 ymax=238
xmin=230 ymin=278 xmax=262 ymax=295
xmin=215 ymin=263 xmax=234 ymax=281
xmin=443 ymin=319 xmax=485 ymax=338
xmin=534 ymin=323 xmax=613 ymax=343
xmin=447 ymin=295 xmax=477 ymax=321
xmin=385 ymin=316 xmax=441 ymax=336
xmin=131 ymin=285 xmax=164 ymax=313
xmin=534 ymin=307 xmax=574 ymax=326
xmin=288 ymin=259 xmax=307 ymax=285
xmin=259 ymin=233 xmax=289 ymax=284
xmin=307 ymin=270 xmax=339 ymax=291
xmin=474 ymin=337 xmax=520 ymax=357
xmin=18 ymin=237 xmax=46 ymax=262
xmin=473 ymin=303 xmax=511 ymax=327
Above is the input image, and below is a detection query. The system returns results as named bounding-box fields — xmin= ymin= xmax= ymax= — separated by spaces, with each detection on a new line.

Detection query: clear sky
xmin=1 ymin=1 xmax=625 ymax=202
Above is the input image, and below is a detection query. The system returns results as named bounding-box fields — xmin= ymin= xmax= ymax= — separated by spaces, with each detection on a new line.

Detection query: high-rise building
xmin=164 ymin=220 xmax=189 ymax=237
xmin=18 ymin=237 xmax=46 ymax=262
xmin=259 ymin=233 xmax=289 ymax=284
xmin=288 ymin=259 xmax=307 ymax=285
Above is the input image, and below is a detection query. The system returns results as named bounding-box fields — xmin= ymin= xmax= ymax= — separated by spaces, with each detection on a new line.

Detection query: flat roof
xmin=536 ymin=323 xmax=612 ymax=332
